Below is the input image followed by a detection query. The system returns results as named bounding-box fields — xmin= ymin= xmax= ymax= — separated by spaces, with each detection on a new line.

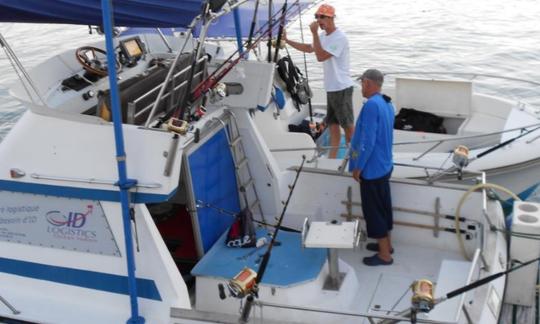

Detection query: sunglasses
xmin=314 ymin=14 xmax=330 ymax=19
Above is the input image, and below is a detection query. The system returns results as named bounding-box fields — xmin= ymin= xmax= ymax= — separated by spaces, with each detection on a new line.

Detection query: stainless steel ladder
xmin=225 ymin=112 xmax=266 ymax=225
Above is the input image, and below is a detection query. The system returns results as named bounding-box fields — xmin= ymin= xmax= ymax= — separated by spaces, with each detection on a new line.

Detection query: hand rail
xmin=356 ymin=71 xmax=540 ymax=87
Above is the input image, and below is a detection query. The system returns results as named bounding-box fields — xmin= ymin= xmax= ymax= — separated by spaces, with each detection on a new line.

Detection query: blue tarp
xmin=0 ymin=0 xmax=315 ymax=34
xmin=0 ymin=0 xmax=205 ymax=28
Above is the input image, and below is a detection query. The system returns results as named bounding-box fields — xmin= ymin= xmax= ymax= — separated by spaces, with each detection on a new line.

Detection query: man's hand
xmin=310 ymin=21 xmax=319 ymax=34
xmin=281 ymin=29 xmax=287 ymax=42
xmin=352 ymin=169 xmax=361 ymax=183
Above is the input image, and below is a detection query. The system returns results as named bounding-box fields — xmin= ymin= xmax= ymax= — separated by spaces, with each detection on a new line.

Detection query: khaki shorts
xmin=325 ymin=86 xmax=354 ymax=127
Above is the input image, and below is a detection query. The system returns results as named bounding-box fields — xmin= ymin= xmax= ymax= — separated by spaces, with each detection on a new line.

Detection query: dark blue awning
xmin=0 ymin=0 xmax=315 ymax=31
xmin=0 ymin=0 xmax=206 ymax=28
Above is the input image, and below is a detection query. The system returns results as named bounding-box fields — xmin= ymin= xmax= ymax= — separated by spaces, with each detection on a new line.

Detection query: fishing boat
xmin=0 ymin=1 xmax=538 ymax=323
xmin=262 ymin=72 xmax=540 ymax=207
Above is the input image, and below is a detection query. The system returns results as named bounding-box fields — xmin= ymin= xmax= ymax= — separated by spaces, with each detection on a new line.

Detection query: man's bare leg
xmin=344 ymin=125 xmax=354 ymax=144
xmin=377 ymin=236 xmax=393 ymax=262
xmin=329 ymin=123 xmax=341 ymax=158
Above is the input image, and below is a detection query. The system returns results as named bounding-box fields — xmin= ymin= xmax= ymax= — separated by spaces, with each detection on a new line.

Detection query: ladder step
xmin=249 ymin=200 xmax=260 ymax=211
xmin=230 ymin=136 xmax=242 ymax=147
xmin=240 ymin=178 xmax=254 ymax=190
xmin=236 ymin=157 xmax=248 ymax=170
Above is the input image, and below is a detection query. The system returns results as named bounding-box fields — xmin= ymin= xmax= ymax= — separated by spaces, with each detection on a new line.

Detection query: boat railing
xmin=126 ymin=55 xmax=207 ymax=125
xmin=253 ymin=300 xmax=460 ymax=324
xmin=393 ymin=122 xmax=540 ymax=147
xmin=378 ymin=71 xmax=540 ymax=87
xmin=141 ymin=0 xmax=250 ymax=127
xmin=270 ymin=120 xmax=540 ymax=167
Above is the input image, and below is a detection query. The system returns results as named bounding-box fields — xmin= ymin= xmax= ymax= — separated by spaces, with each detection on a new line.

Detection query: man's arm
xmin=352 ymin=169 xmax=362 ymax=182
xmin=310 ymin=22 xmax=332 ymax=62
xmin=284 ymin=38 xmax=314 ymax=53
xmin=283 ymin=29 xmax=313 ymax=53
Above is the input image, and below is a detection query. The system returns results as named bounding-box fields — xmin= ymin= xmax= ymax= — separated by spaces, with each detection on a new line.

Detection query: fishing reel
xmin=218 ymin=267 xmax=259 ymax=300
xmin=411 ymin=279 xmax=435 ymax=312
xmin=410 ymin=279 xmax=435 ymax=322
xmin=209 ymin=82 xmax=227 ymax=103
xmin=452 ymin=145 xmax=470 ymax=180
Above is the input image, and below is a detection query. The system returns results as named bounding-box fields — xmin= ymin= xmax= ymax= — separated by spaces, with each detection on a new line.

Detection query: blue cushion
xmin=192 ymin=228 xmax=327 ymax=287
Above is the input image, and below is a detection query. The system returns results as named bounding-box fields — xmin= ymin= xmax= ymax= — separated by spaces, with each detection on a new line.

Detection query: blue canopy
xmin=202 ymin=0 xmax=314 ymax=38
xmin=0 ymin=0 xmax=315 ymax=32
xmin=0 ymin=0 xmax=207 ymax=28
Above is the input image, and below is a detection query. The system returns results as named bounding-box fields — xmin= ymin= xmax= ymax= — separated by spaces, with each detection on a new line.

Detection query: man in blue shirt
xmin=349 ymin=69 xmax=395 ymax=266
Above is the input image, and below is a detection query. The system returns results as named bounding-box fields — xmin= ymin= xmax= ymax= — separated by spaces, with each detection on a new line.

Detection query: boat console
xmin=14 ymin=32 xmax=208 ymax=126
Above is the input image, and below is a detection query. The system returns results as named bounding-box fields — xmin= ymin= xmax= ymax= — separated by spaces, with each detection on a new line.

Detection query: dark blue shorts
xmin=360 ymin=171 xmax=393 ymax=239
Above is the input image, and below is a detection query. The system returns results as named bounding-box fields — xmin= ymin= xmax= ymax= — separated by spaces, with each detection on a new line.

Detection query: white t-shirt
xmin=319 ymin=28 xmax=355 ymax=92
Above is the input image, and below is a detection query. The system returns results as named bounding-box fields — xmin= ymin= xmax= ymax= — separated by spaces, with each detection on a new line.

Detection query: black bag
xmin=276 ymin=56 xmax=312 ymax=109
xmin=394 ymin=108 xmax=447 ymax=134
xmin=225 ymin=208 xmax=256 ymax=248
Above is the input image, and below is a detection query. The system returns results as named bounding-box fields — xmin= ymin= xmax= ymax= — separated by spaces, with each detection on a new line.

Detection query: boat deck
xmin=190 ymin=229 xmax=473 ymax=323
xmin=342 ymin=241 xmax=470 ymax=323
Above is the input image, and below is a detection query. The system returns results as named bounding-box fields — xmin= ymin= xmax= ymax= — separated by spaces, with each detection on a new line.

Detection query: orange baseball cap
xmin=316 ymin=4 xmax=335 ymax=17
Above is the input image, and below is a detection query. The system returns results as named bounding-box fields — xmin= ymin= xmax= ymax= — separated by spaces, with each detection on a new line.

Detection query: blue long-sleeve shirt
xmin=349 ymin=93 xmax=394 ymax=179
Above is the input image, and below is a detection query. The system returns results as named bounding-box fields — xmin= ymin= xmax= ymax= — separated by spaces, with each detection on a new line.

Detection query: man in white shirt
xmin=283 ymin=3 xmax=355 ymax=158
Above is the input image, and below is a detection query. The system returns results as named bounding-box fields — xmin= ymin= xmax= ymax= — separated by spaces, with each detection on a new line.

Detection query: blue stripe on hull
xmin=0 ymin=257 xmax=162 ymax=301
xmin=0 ymin=180 xmax=175 ymax=203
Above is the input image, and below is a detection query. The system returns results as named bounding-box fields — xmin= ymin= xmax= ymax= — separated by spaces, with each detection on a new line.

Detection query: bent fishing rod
xmin=239 ymin=155 xmax=306 ymax=323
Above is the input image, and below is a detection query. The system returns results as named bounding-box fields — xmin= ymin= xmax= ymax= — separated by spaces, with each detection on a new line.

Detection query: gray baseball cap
xmin=360 ymin=69 xmax=384 ymax=86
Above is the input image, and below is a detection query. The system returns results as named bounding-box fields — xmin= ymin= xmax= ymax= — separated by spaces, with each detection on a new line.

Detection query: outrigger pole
xmin=100 ymin=1 xmax=143 ymax=323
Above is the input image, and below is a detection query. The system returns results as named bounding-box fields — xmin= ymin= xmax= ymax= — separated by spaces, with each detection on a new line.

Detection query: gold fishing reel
xmin=411 ymin=279 xmax=435 ymax=313
xmin=167 ymin=117 xmax=189 ymax=135
xmin=227 ymin=267 xmax=258 ymax=298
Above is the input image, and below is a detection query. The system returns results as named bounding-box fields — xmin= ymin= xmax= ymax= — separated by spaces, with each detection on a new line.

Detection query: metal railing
xmin=126 ymin=55 xmax=207 ymax=125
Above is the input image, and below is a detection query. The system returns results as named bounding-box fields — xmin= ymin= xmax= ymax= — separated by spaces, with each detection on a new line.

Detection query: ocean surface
xmin=1 ymin=0 xmax=540 ymax=142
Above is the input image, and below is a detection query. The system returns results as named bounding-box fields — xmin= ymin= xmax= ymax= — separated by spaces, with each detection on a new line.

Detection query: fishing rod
xmin=267 ymin=0 xmax=273 ymax=62
xmin=475 ymin=125 xmax=540 ymax=159
xmin=296 ymin=2 xmax=314 ymax=125
xmin=176 ymin=2 xmax=213 ymax=122
xmin=246 ymin=0 xmax=260 ymax=50
xmin=189 ymin=3 xmax=300 ymax=102
xmin=273 ymin=0 xmax=288 ymax=63
xmin=439 ymin=256 xmax=540 ymax=302
xmin=239 ymin=155 xmax=306 ymax=323
xmin=164 ymin=3 xmax=297 ymax=125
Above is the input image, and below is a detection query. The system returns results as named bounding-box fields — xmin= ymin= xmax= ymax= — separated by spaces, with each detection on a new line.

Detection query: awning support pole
xmin=100 ymin=1 xmax=143 ymax=323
